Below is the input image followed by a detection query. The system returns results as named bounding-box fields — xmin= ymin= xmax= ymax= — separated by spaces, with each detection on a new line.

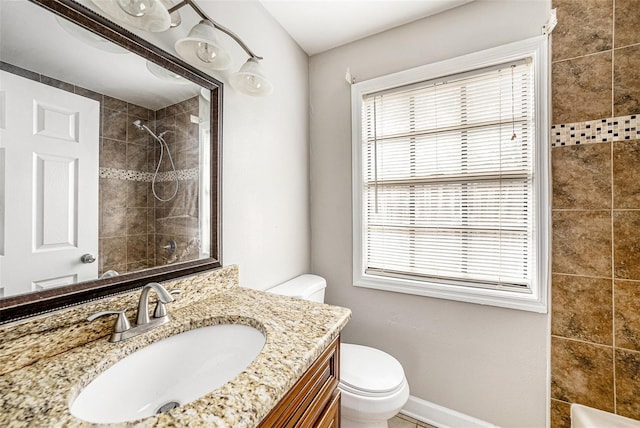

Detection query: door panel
xmin=0 ymin=70 xmax=99 ymax=297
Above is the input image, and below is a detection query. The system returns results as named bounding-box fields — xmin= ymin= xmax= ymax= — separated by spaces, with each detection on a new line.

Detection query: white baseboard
xmin=401 ymin=395 xmax=498 ymax=428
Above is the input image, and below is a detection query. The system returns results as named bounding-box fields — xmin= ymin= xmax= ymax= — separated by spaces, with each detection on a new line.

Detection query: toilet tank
xmin=268 ymin=274 xmax=326 ymax=303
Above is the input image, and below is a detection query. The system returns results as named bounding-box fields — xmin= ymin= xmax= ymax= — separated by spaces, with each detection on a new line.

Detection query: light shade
xmin=56 ymin=16 xmax=129 ymax=54
xmin=146 ymin=61 xmax=190 ymax=84
xmin=229 ymin=58 xmax=273 ymax=96
xmin=174 ymin=20 xmax=231 ymax=71
xmin=90 ymin=0 xmax=171 ymax=32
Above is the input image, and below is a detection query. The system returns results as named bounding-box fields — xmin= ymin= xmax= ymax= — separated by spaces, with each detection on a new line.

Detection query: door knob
xmin=80 ymin=253 xmax=96 ymax=263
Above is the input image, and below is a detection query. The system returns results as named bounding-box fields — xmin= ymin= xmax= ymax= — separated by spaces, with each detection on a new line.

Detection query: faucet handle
xmin=153 ymin=289 xmax=182 ymax=318
xmin=87 ymin=309 xmax=131 ymax=333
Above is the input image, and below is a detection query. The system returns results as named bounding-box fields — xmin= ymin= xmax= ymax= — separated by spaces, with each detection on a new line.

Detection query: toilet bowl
xmin=268 ymin=274 xmax=410 ymax=428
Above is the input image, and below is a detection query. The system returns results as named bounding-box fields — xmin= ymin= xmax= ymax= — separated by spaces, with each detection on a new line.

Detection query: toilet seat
xmin=340 ymin=343 xmax=406 ymax=397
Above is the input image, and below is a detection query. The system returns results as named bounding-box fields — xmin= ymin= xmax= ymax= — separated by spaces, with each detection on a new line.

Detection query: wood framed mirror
xmin=0 ymin=0 xmax=222 ymax=323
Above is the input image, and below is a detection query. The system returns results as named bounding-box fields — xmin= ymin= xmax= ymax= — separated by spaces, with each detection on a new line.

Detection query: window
xmin=351 ymin=37 xmax=549 ymax=312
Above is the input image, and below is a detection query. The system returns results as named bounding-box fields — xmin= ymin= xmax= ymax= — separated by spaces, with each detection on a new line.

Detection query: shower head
xmin=132 ymin=119 xmax=144 ymax=130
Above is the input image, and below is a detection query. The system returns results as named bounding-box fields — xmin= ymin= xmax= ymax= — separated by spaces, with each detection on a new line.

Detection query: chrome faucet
xmin=88 ymin=282 xmax=180 ymax=342
xmin=136 ymin=282 xmax=175 ymax=326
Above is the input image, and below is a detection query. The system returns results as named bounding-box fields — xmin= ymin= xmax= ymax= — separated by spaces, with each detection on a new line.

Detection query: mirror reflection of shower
xmin=132 ymin=119 xmax=179 ymax=202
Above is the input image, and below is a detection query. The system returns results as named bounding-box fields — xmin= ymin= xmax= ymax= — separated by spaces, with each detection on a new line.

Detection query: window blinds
xmin=360 ymin=60 xmax=535 ymax=289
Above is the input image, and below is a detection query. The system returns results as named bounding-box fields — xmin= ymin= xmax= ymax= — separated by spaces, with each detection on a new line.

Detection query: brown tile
xmin=126 ymin=142 xmax=148 ymax=171
xmin=552 ymin=52 xmax=612 ymax=123
xmin=146 ymin=145 xmax=157 ymax=172
xmin=184 ymin=96 xmax=199 ymax=113
xmin=550 ymin=399 xmax=572 ymax=428
xmin=615 ymin=0 xmax=640 ymax=48
xmin=175 ymin=149 xmax=188 ymax=170
xmin=127 ymin=103 xmax=150 ymax=120
xmin=614 ymin=45 xmax=640 ymax=116
xmin=127 ymin=116 xmax=150 ymax=145
xmin=127 ymin=260 xmax=149 ymax=273
xmin=551 ymin=336 xmax=614 ymax=411
xmin=127 ymin=235 xmax=147 ymax=263
xmin=552 ymin=0 xmax=613 ymax=62
xmin=155 ymin=116 xmax=176 ymax=145
xmin=147 ymin=208 xmax=155 ymax=234
xmin=102 ymin=108 xmax=127 ymax=141
xmin=155 ymin=107 xmax=166 ymax=121
xmin=100 ymin=178 xmax=127 ymax=208
xmin=100 ymin=138 xmax=126 ymax=169
xmin=155 ymin=234 xmax=173 ymax=264
xmin=40 ymin=75 xmax=74 ymax=93
xmin=185 ymin=145 xmax=199 ymax=170
xmin=126 ymin=207 xmax=147 ymax=235
xmin=153 ymin=181 xmax=180 ymax=205
xmin=614 ymin=210 xmax=640 ymax=280
xmin=552 ymin=143 xmax=611 ymax=209
xmin=166 ymin=99 xmax=190 ymax=117
xmin=147 ymin=237 xmax=156 ymax=264
xmin=101 ymin=207 xmax=127 ymax=238
xmin=188 ymin=120 xmax=199 ymax=145
xmin=175 ymin=112 xmax=191 ymax=143
xmin=615 ymin=280 xmax=640 ymax=351
xmin=615 ymin=349 xmax=640 ymax=419
xmin=103 ymin=96 xmax=127 ymax=112
xmin=613 ymin=140 xmax=640 ymax=209
xmin=74 ymin=86 xmax=103 ymax=103
xmin=552 ymin=210 xmax=612 ymax=276
xmin=100 ymin=237 xmax=127 ymax=267
xmin=127 ymin=181 xmax=149 ymax=208
xmin=552 ymin=274 xmax=612 ymax=345
xmin=0 ymin=61 xmax=39 ymax=82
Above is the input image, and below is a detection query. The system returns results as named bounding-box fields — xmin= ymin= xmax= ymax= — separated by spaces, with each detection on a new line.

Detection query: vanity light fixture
xmin=90 ymin=0 xmax=273 ymax=96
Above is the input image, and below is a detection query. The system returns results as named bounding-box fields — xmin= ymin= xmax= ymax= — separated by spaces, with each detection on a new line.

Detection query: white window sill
xmin=354 ymin=273 xmax=548 ymax=313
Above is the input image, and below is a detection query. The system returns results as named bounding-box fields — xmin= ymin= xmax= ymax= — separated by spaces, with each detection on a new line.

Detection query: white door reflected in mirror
xmin=0 ymin=70 xmax=99 ymax=297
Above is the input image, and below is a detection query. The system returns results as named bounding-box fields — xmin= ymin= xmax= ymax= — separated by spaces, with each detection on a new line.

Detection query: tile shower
xmin=100 ymin=96 xmax=202 ymax=276
xmin=0 ymin=61 xmax=203 ymax=279
xmin=549 ymin=0 xmax=640 ymax=426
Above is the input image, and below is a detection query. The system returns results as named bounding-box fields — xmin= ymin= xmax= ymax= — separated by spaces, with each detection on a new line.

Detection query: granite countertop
xmin=0 ymin=266 xmax=351 ymax=427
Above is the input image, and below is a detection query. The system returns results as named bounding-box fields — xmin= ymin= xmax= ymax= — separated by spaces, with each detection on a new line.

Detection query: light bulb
xmin=244 ymin=75 xmax=262 ymax=92
xmin=117 ymin=0 xmax=152 ymax=17
xmin=196 ymin=42 xmax=217 ymax=63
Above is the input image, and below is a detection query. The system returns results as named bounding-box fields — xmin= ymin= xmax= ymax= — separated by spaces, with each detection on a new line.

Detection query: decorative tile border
xmin=99 ymin=167 xmax=199 ymax=182
xmin=551 ymin=114 xmax=639 ymax=147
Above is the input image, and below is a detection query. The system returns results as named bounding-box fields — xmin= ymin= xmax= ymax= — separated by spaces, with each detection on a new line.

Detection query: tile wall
xmin=549 ymin=1 xmax=640 ymax=427
xmin=100 ymin=96 xmax=202 ymax=274
xmin=99 ymin=96 xmax=156 ymax=276
xmin=153 ymin=97 xmax=202 ymax=266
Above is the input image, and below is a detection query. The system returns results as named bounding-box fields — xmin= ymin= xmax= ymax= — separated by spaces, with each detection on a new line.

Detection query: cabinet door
xmin=315 ymin=391 xmax=340 ymax=428
xmin=258 ymin=335 xmax=340 ymax=428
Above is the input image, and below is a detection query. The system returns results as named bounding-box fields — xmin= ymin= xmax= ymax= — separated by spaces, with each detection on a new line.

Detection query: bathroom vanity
xmin=260 ymin=336 xmax=341 ymax=427
xmin=0 ymin=266 xmax=350 ymax=427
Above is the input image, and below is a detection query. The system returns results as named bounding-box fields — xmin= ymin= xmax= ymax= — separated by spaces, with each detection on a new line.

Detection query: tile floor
xmin=389 ymin=412 xmax=438 ymax=428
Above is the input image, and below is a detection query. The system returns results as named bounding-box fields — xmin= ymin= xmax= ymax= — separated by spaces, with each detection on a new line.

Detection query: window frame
xmin=351 ymin=36 xmax=550 ymax=313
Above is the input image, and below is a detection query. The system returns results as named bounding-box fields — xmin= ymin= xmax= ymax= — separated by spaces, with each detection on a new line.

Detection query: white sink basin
xmin=70 ymin=324 xmax=265 ymax=424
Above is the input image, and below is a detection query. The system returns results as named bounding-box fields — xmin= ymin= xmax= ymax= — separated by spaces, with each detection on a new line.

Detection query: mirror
xmin=0 ymin=0 xmax=221 ymax=323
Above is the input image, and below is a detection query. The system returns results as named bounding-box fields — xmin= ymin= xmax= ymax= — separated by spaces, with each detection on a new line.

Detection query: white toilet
xmin=268 ymin=274 xmax=410 ymax=428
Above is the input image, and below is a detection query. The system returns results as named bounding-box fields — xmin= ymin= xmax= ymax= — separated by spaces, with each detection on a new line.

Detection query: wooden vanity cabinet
xmin=258 ymin=335 xmax=341 ymax=427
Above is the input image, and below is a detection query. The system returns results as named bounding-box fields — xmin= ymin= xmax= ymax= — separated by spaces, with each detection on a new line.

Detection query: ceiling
xmin=259 ymin=0 xmax=475 ymax=56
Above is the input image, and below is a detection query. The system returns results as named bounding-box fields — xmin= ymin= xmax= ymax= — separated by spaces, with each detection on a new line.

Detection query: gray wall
xmin=80 ymin=0 xmax=312 ymax=290
xmin=309 ymin=1 xmax=551 ymax=426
